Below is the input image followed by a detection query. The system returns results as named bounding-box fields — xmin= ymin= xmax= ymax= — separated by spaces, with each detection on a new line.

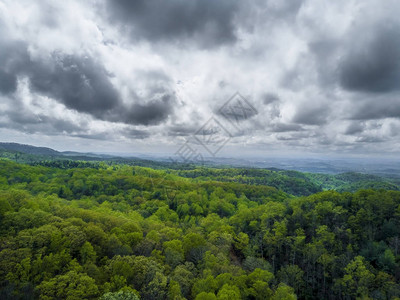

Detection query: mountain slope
xmin=0 ymin=142 xmax=60 ymax=156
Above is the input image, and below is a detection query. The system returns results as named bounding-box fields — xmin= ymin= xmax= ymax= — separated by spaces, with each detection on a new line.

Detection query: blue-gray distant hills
xmin=1 ymin=142 xmax=400 ymax=197
xmin=0 ymin=142 xmax=60 ymax=156
xmin=0 ymin=142 xmax=115 ymax=160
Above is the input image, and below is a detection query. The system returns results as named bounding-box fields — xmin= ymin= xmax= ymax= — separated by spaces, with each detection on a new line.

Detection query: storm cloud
xmin=292 ymin=105 xmax=330 ymax=126
xmin=26 ymin=53 xmax=176 ymax=126
xmin=0 ymin=36 xmax=175 ymax=128
xmin=0 ymin=0 xmax=400 ymax=155
xmin=339 ymin=24 xmax=400 ymax=93
xmin=105 ymin=0 xmax=239 ymax=47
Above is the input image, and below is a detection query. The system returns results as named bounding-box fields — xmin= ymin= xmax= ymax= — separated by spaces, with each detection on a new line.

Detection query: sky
xmin=0 ymin=0 xmax=400 ymax=159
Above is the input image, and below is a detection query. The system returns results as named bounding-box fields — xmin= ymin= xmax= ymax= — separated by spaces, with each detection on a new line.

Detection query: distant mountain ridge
xmin=0 ymin=142 xmax=122 ymax=161
xmin=0 ymin=142 xmax=171 ymax=168
xmin=0 ymin=142 xmax=400 ymax=195
xmin=0 ymin=142 xmax=60 ymax=156
xmin=0 ymin=142 xmax=114 ymax=158
xmin=1 ymin=141 xmax=400 ymax=181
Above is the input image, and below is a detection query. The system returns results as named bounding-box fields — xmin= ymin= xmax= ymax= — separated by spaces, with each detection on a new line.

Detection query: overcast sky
xmin=1 ymin=0 xmax=400 ymax=158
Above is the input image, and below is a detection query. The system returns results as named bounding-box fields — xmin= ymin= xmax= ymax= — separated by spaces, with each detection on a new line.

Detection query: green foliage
xmin=306 ymin=171 xmax=400 ymax=192
xmin=37 ymin=270 xmax=99 ymax=300
xmin=0 ymin=159 xmax=400 ymax=299
xmin=100 ymin=289 xmax=140 ymax=300
xmin=195 ymin=292 xmax=217 ymax=300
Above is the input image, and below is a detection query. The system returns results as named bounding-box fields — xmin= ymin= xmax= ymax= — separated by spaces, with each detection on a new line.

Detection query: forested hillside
xmin=0 ymin=159 xmax=399 ymax=299
xmin=174 ymin=167 xmax=400 ymax=196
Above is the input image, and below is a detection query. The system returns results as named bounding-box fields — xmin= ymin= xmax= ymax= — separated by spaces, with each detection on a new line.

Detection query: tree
xmin=246 ymin=268 xmax=274 ymax=299
xmin=37 ymin=271 xmax=98 ymax=300
xmin=272 ymin=283 xmax=297 ymax=300
xmin=167 ymin=280 xmax=185 ymax=300
xmin=337 ymin=256 xmax=375 ymax=298
xmin=277 ymin=265 xmax=304 ymax=295
xmin=216 ymin=284 xmax=241 ymax=300
xmin=192 ymin=275 xmax=217 ymax=298
xmin=171 ymin=264 xmax=195 ymax=298
xmin=183 ymin=233 xmax=206 ymax=264
xmin=142 ymin=271 xmax=168 ymax=300
xmin=80 ymin=241 xmax=97 ymax=264
xmin=195 ymin=292 xmax=217 ymax=300
xmin=100 ymin=288 xmax=140 ymax=300
xmin=377 ymin=249 xmax=396 ymax=272
xmin=164 ymin=240 xmax=184 ymax=268
xmin=2 ymin=159 xmax=400 ymax=300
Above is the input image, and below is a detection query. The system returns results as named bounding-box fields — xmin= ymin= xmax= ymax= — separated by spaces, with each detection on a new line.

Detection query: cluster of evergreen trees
xmin=0 ymin=159 xmax=399 ymax=299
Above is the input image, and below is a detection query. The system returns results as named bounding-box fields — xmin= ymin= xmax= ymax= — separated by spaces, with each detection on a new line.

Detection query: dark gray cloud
xmin=105 ymin=0 xmax=239 ymax=47
xmin=28 ymin=53 xmax=175 ymax=125
xmin=345 ymin=122 xmax=365 ymax=135
xmin=0 ymin=70 xmax=17 ymax=94
xmin=0 ymin=91 xmax=86 ymax=136
xmin=304 ymin=7 xmax=400 ymax=98
xmin=339 ymin=24 xmax=400 ymax=93
xmin=356 ymin=136 xmax=385 ymax=143
xmin=2 ymin=108 xmax=86 ymax=136
xmin=0 ymin=94 xmax=150 ymax=140
xmin=307 ymin=39 xmax=340 ymax=88
xmin=123 ymin=128 xmax=150 ymax=139
xmin=0 ymin=31 xmax=28 ymax=95
xmin=292 ymin=105 xmax=329 ymax=125
xmin=120 ymin=94 xmax=174 ymax=125
xmin=28 ymin=53 xmax=120 ymax=116
xmin=238 ymin=0 xmax=304 ymax=34
xmin=215 ymin=93 xmax=258 ymax=124
xmin=0 ymin=36 xmax=175 ymax=126
xmin=74 ymin=128 xmax=149 ymax=141
xmin=264 ymin=0 xmax=304 ymax=20
xmin=28 ymin=53 xmax=120 ymax=113
xmin=276 ymin=132 xmax=310 ymax=141
xmin=270 ymin=123 xmax=303 ymax=133
xmin=167 ymin=124 xmax=200 ymax=137
xmin=350 ymin=98 xmax=400 ymax=120
xmin=263 ymin=93 xmax=280 ymax=105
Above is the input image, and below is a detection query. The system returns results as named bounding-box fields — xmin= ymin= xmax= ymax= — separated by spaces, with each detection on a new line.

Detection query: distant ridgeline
xmin=0 ymin=142 xmax=399 ymax=196
xmin=0 ymin=142 xmax=180 ymax=169
xmin=0 ymin=158 xmax=400 ymax=299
